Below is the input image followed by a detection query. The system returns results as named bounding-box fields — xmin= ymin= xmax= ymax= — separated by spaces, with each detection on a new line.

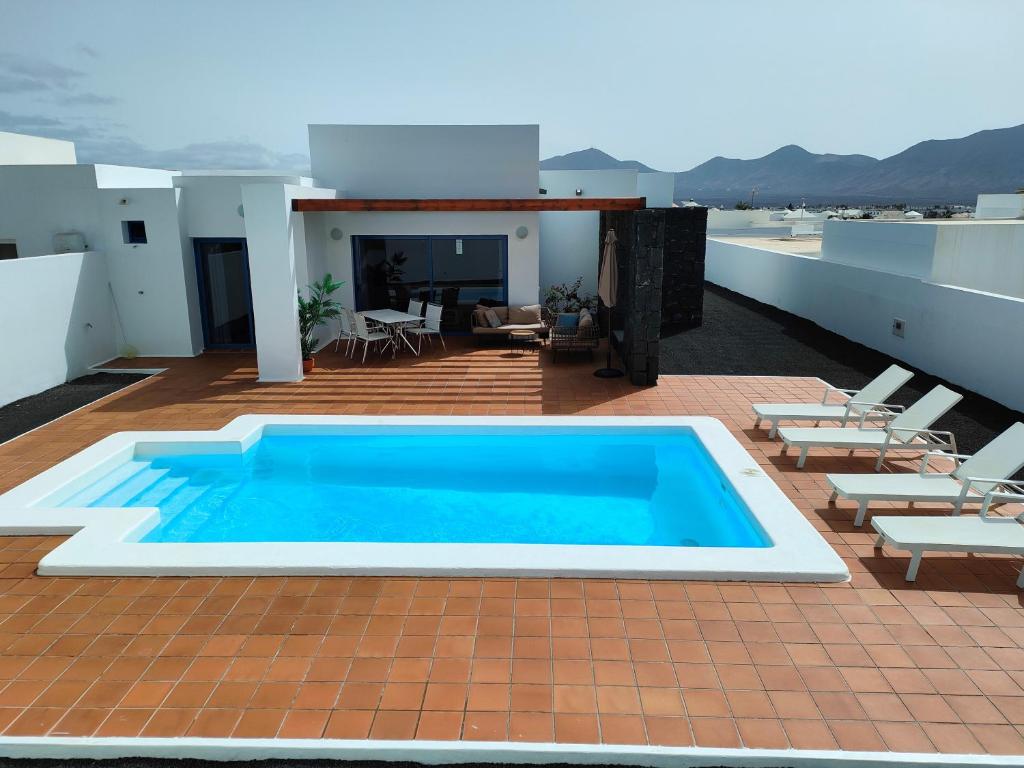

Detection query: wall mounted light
xmin=237 ymin=204 xmax=245 ymax=218
xmin=118 ymin=198 xmax=129 ymax=206
xmin=330 ymin=227 xmax=344 ymax=241
xmin=575 ymin=188 xmax=583 ymax=196
xmin=515 ymin=225 xmax=529 ymax=240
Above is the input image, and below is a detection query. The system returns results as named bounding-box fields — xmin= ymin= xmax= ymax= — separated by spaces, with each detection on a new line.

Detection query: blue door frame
xmin=193 ymin=237 xmax=257 ymax=350
xmin=351 ymin=235 xmax=509 ymax=329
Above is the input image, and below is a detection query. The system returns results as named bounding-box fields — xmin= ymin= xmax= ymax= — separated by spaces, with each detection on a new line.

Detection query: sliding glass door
xmin=353 ymin=236 xmax=507 ymax=331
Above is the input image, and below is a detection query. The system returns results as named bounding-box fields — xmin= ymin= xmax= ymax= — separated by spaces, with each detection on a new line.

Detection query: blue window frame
xmin=193 ymin=238 xmax=256 ymax=349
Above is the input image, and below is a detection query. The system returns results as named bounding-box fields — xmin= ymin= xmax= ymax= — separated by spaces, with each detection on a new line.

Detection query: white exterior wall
xmin=537 ymin=170 xmax=638 ymax=298
xmin=706 ymin=238 xmax=1024 ymax=412
xmin=241 ymin=184 xmax=336 ymax=382
xmin=0 ymin=252 xmax=116 ymax=407
xmin=823 ymin=219 xmax=1024 ymax=298
xmin=707 ymin=209 xmax=777 ymax=230
xmin=308 ymin=211 xmax=540 ymax=312
xmin=975 ymin=193 xmax=1024 ymax=220
xmin=0 ymin=131 xmax=76 ymax=165
xmin=637 ymin=172 xmax=675 ymax=208
xmin=97 ymin=188 xmax=203 ymax=355
xmin=309 ymin=125 xmax=539 ymax=198
xmin=0 ymin=166 xmax=104 ymax=257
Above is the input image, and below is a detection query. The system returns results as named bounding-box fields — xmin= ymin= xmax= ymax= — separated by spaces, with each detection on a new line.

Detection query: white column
xmin=241 ymin=184 xmax=303 ymax=382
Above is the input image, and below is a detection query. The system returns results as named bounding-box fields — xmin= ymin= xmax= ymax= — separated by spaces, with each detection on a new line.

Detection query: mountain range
xmin=540 ymin=123 xmax=1024 ymax=205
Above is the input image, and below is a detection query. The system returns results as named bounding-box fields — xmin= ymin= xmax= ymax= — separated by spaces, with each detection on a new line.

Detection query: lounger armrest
xmin=980 ymin=483 xmax=1024 ymax=518
xmin=886 ymin=427 xmax=957 ymax=449
xmin=919 ymin=450 xmax=972 ymax=475
xmin=844 ymin=401 xmax=904 ymax=426
xmin=821 ymin=385 xmax=857 ymax=404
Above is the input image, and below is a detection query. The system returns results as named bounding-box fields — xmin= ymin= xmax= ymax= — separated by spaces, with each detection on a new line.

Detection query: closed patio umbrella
xmin=594 ymin=228 xmax=623 ymax=378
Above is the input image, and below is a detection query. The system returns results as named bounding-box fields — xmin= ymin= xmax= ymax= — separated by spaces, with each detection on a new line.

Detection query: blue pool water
xmin=49 ymin=431 xmax=770 ymax=547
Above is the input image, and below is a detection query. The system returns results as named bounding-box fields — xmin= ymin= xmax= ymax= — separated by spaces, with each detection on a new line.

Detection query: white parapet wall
xmin=0 ymin=252 xmax=117 ymax=408
xmin=706 ymin=238 xmax=1024 ymax=412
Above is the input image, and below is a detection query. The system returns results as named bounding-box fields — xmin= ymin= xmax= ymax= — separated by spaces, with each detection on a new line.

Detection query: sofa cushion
xmin=472 ymin=308 xmax=488 ymax=328
xmin=556 ymin=313 xmax=579 ymax=328
xmin=509 ymin=304 xmax=542 ymax=324
xmin=578 ymin=309 xmax=595 ymax=337
xmin=484 ymin=309 xmax=503 ymax=328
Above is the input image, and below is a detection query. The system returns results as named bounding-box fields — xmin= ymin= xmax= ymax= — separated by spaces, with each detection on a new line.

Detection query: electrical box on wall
xmin=892 ymin=318 xmax=906 ymax=338
xmin=53 ymin=232 xmax=87 ymax=253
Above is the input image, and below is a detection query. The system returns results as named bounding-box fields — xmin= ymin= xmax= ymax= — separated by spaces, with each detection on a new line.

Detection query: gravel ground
xmin=0 ymin=372 xmax=148 ymax=445
xmin=660 ymin=283 xmax=1024 ymax=458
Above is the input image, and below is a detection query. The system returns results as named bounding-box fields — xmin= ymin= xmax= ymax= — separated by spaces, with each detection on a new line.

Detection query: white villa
xmin=0 ymin=126 xmax=673 ymax=406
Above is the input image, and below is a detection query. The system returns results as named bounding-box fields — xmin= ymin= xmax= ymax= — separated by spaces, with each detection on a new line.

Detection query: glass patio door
xmin=353 ymin=236 xmax=507 ymax=332
xmin=194 ymin=239 xmax=256 ymax=348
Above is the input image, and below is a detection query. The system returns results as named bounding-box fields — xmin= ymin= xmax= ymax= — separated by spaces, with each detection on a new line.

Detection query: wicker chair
xmin=549 ymin=311 xmax=600 ymax=362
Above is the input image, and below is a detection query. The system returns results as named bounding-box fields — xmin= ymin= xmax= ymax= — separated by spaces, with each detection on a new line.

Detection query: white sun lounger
xmin=753 ymin=364 xmax=913 ymax=438
xmin=778 ymin=385 xmax=963 ymax=470
xmin=872 ymin=501 xmax=1024 ymax=585
xmin=827 ymin=422 xmax=1024 ymax=526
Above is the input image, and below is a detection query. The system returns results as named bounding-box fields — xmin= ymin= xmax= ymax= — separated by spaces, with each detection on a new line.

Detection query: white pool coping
xmin=0 ymin=736 xmax=1015 ymax=767
xmin=0 ymin=415 xmax=848 ymax=581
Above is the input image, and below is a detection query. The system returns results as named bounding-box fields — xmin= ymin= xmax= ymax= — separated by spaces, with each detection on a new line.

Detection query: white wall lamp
xmin=330 ymin=227 xmax=344 ymax=241
xmin=515 ymin=225 xmax=529 ymax=240
xmin=575 ymin=188 xmax=583 ymax=196
xmin=237 ymin=205 xmax=245 ymax=218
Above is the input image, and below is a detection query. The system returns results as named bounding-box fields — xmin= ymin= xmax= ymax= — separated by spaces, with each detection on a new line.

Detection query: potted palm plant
xmin=298 ymin=273 xmax=344 ymax=373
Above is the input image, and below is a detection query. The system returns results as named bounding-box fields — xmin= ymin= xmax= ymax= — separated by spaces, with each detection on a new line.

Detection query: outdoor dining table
xmin=360 ymin=308 xmax=424 ymax=356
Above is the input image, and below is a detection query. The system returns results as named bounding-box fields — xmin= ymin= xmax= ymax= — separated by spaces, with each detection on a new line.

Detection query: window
xmin=122 ymin=220 xmax=147 ymax=244
xmin=0 ymin=241 xmax=16 ymax=260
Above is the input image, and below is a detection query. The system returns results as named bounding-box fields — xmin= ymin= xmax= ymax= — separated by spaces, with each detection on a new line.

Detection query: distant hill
xmin=541 ymin=124 xmax=1024 ymax=205
xmin=540 ymin=147 xmax=657 ymax=173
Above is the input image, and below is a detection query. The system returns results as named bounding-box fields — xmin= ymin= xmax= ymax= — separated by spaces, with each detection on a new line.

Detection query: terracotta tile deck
xmin=1 ymin=340 xmax=1023 ymax=755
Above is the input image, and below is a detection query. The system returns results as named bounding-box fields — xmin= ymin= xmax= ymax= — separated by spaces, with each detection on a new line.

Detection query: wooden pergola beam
xmin=291 ymin=197 xmax=647 ymax=213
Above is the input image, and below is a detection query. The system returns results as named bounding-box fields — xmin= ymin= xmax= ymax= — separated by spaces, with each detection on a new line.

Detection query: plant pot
xmin=302 ymin=357 xmax=315 ymax=374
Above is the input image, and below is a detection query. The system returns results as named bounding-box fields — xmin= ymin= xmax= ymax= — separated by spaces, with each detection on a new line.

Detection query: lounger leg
xmin=828 ymin=490 xmax=838 ymax=504
xmin=753 ymin=416 xmax=762 ymax=429
xmin=875 ymin=446 xmax=887 ymax=472
xmin=854 ymin=500 xmax=869 ymax=527
xmin=796 ymin=447 xmax=808 ymax=469
xmin=874 ymin=534 xmax=885 ymax=549
xmin=768 ymin=421 xmax=778 ymax=439
xmin=1016 ymin=568 xmax=1024 ymax=590
xmin=905 ymin=550 xmax=923 ymax=582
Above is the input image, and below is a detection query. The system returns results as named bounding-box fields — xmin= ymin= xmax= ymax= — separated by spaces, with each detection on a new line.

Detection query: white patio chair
xmin=334 ymin=307 xmax=357 ymax=355
xmin=753 ymin=364 xmax=912 ymax=438
xmin=351 ymin=312 xmax=391 ymax=363
xmin=407 ymin=299 xmax=424 ymax=321
xmin=406 ymin=302 xmax=445 ymax=353
xmin=778 ymin=385 xmax=963 ymax=470
xmin=872 ymin=485 xmax=1024 ymax=584
xmin=828 ymin=422 xmax=1024 ymax=526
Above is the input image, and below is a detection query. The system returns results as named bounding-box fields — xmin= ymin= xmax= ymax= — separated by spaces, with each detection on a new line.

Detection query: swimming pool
xmin=0 ymin=416 xmax=848 ymax=580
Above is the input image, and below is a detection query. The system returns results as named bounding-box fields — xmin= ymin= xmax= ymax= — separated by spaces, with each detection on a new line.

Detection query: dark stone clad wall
xmin=662 ymin=206 xmax=707 ymax=328
xmin=600 ymin=210 xmax=663 ymax=386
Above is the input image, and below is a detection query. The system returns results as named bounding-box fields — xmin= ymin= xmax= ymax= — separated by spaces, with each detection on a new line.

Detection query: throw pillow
xmin=555 ymin=313 xmax=579 ymax=328
xmin=472 ymin=308 xmax=488 ymax=328
xmin=484 ymin=309 xmax=503 ymax=328
xmin=578 ymin=309 xmax=595 ymax=329
xmin=509 ymin=304 xmax=542 ymax=324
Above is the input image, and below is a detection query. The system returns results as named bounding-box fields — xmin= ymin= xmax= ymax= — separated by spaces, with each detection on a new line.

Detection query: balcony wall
xmin=706 ymin=238 xmax=1024 ymax=412
xmin=0 ymin=252 xmax=116 ymax=407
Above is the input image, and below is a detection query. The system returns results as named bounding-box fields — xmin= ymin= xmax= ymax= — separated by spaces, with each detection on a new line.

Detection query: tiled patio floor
xmin=1 ymin=340 xmax=1023 ymax=755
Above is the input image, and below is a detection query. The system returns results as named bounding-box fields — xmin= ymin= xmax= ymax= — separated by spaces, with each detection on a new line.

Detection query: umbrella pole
xmin=593 ymin=303 xmax=623 ymax=378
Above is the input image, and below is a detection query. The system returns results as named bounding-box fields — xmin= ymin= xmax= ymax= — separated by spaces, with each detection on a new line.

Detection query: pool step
xmin=94 ymin=465 xmax=175 ymax=508
xmin=55 ymin=460 xmax=152 ymax=507
xmin=143 ymin=482 xmax=227 ymax=540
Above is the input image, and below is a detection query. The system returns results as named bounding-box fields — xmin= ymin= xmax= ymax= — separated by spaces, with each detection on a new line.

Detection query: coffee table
xmin=509 ymin=329 xmax=539 ymax=355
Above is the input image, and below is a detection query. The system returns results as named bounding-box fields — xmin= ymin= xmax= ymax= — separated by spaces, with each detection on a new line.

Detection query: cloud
xmin=77 ymin=44 xmax=100 ymax=59
xmin=0 ymin=53 xmax=84 ymax=90
xmin=0 ymin=109 xmax=310 ymax=173
xmin=57 ymin=92 xmax=119 ymax=106
xmin=0 ymin=74 xmax=50 ymax=93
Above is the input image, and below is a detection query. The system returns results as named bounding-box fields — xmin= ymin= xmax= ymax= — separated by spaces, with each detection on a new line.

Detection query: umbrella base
xmin=593 ymin=368 xmax=624 ymax=379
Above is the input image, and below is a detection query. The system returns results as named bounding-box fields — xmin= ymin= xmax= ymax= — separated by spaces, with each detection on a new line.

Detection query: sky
xmin=2 ymin=0 xmax=1022 ymax=173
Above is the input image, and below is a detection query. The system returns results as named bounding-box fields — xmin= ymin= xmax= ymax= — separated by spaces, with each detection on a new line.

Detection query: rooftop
xmin=711 ymin=235 xmax=823 ymax=256
xmin=1 ymin=337 xmax=1023 ymax=755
